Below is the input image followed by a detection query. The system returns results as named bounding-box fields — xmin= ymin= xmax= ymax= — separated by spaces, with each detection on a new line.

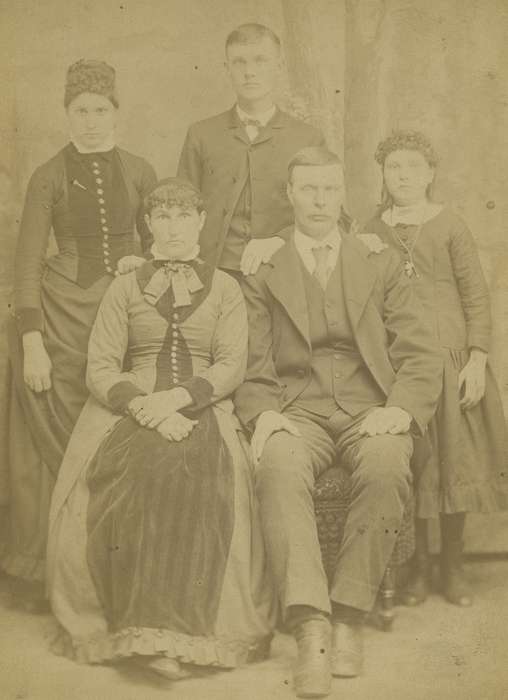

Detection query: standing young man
xmin=177 ymin=23 xmax=325 ymax=276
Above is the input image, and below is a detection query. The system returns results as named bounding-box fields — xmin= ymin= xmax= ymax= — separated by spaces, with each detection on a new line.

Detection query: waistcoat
xmin=296 ymin=256 xmax=385 ymax=416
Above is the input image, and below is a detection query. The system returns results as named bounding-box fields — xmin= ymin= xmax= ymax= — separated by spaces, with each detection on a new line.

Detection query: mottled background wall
xmin=1 ymin=0 xmax=507 ymax=548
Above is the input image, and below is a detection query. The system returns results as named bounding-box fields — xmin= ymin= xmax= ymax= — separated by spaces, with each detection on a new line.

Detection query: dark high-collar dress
xmin=364 ymin=207 xmax=507 ymax=517
xmin=2 ymin=143 xmax=157 ymax=584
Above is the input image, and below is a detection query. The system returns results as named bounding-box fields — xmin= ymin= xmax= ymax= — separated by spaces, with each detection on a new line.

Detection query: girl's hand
xmin=117 ymin=255 xmax=146 ymax=275
xmin=23 ymin=332 xmax=52 ymax=392
xmin=459 ymin=349 xmax=487 ymax=410
xmin=156 ymin=413 xmax=198 ymax=442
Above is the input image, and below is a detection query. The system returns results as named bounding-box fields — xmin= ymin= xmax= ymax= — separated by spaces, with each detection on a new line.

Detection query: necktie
xmin=312 ymin=245 xmax=331 ymax=290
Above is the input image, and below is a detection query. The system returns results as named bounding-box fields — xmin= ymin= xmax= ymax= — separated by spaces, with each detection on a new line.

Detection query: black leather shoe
xmin=400 ymin=568 xmax=431 ymax=606
xmin=331 ymin=622 xmax=363 ymax=678
xmin=293 ymin=618 xmax=331 ymax=698
xmin=441 ymin=567 xmax=473 ymax=607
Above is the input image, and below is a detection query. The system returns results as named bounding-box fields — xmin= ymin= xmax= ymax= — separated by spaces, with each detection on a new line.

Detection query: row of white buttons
xmin=170 ymin=314 xmax=179 ymax=384
xmin=93 ymin=160 xmax=115 ymax=275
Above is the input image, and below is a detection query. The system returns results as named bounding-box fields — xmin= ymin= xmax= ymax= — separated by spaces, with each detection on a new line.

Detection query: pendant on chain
xmin=404 ymin=260 xmax=418 ymax=278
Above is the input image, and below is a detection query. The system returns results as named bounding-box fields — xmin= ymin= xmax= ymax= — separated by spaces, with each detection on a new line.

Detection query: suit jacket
xmin=177 ymin=107 xmax=324 ymax=265
xmin=234 ymin=229 xmax=444 ymax=435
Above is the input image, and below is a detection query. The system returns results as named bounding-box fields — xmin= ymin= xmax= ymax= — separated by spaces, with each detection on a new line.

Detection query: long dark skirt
xmin=416 ymin=348 xmax=508 ymax=518
xmin=1 ymin=269 xmax=111 ymax=581
xmin=86 ymin=410 xmax=235 ymax=637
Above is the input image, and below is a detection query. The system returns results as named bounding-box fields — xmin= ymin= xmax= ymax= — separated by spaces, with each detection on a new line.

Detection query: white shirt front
xmin=236 ymin=104 xmax=277 ymax=140
xmin=294 ymin=225 xmax=342 ymax=277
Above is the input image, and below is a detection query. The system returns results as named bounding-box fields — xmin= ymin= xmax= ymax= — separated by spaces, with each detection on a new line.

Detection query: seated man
xmin=234 ymin=147 xmax=443 ymax=698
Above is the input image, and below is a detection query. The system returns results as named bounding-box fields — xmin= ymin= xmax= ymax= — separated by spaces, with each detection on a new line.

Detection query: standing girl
xmin=365 ymin=130 xmax=507 ymax=606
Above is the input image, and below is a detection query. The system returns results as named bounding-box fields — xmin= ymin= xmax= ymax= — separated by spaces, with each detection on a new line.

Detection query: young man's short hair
xmin=287 ymin=147 xmax=343 ymax=182
xmin=225 ymin=23 xmax=281 ymax=53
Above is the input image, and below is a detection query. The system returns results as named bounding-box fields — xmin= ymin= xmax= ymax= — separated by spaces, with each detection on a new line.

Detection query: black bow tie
xmin=241 ymin=117 xmax=262 ymax=128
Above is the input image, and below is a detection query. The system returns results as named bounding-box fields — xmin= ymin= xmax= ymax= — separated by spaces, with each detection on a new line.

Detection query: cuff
xmin=107 ymin=381 xmax=146 ymax=413
xmin=15 ymin=307 xmax=44 ymax=335
xmin=177 ymin=376 xmax=214 ymax=411
xmin=467 ymin=332 xmax=490 ymax=354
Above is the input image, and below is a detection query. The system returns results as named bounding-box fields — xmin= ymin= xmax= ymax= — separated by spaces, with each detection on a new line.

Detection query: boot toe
xmin=331 ymin=622 xmax=363 ymax=678
xmin=294 ymin=619 xmax=332 ymax=698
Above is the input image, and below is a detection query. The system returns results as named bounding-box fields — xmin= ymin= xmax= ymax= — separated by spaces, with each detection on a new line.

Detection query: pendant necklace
xmin=389 ymin=205 xmax=427 ymax=278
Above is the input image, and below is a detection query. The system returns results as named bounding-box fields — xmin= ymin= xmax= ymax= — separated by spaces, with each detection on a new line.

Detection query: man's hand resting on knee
xmin=251 ymin=410 xmax=301 ymax=463
xmin=357 ymin=406 xmax=412 ymax=437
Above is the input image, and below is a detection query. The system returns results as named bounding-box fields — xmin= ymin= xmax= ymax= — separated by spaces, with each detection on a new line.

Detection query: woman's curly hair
xmin=144 ymin=178 xmax=204 ymax=215
xmin=64 ymin=59 xmax=118 ymax=108
xmin=374 ymin=130 xmax=439 ymax=168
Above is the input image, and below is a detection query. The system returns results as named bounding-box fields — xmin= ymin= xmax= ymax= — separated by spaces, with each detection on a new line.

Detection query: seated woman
xmin=47 ymin=178 xmax=275 ymax=680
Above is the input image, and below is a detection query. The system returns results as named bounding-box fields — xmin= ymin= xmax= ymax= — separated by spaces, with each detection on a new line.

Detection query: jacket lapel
xmin=266 ymin=235 xmax=310 ymax=346
xmin=227 ymin=106 xmax=286 ymax=146
xmin=252 ymin=107 xmax=286 ymax=146
xmin=340 ymin=234 xmax=393 ymax=394
xmin=340 ymin=233 xmax=377 ymax=329
xmin=227 ymin=106 xmax=250 ymax=145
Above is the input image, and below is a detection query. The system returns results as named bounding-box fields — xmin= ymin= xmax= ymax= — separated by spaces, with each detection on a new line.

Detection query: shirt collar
xmin=294 ymin=224 xmax=342 ymax=253
xmin=151 ymin=243 xmax=201 ymax=262
xmin=236 ymin=103 xmax=277 ymax=127
xmin=381 ymin=200 xmax=439 ymax=226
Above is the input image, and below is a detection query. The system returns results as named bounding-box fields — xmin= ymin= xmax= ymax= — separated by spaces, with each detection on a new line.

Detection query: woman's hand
xmin=117 ymin=255 xmax=146 ymax=275
xmin=156 ymin=413 xmax=198 ymax=442
xmin=22 ymin=331 xmax=52 ymax=392
xmin=128 ymin=392 xmax=176 ymax=428
xmin=459 ymin=349 xmax=487 ymax=410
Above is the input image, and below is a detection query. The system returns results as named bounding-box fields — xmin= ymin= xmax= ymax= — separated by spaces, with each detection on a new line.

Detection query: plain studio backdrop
xmin=0 ymin=0 xmax=507 ymax=551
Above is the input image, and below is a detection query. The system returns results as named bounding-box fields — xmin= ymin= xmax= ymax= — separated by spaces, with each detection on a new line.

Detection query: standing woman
xmin=2 ymin=60 xmax=157 ymax=608
xmin=364 ymin=130 xmax=507 ymax=606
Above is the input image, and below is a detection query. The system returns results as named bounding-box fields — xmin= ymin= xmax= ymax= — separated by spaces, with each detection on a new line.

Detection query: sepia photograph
xmin=0 ymin=1 xmax=507 ymax=698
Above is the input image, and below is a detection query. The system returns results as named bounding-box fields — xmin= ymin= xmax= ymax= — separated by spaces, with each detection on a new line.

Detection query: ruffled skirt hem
xmin=50 ymin=625 xmax=272 ymax=668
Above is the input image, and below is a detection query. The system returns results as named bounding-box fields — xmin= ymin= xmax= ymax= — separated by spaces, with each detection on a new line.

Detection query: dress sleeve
xmin=448 ymin=219 xmax=492 ymax=352
xmin=86 ymin=275 xmax=146 ymax=413
xmin=178 ymin=275 xmax=248 ymax=410
xmin=14 ymin=165 xmax=56 ymax=334
xmin=135 ymin=159 xmax=158 ymax=254
xmin=176 ymin=125 xmax=202 ymax=190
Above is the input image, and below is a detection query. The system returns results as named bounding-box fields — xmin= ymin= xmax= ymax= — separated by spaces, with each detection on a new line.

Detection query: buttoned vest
xmin=296 ymin=255 xmax=385 ymax=417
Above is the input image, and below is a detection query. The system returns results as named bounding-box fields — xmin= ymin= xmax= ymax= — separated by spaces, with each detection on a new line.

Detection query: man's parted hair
xmin=287 ymin=146 xmax=343 ymax=182
xmin=225 ymin=23 xmax=281 ymax=53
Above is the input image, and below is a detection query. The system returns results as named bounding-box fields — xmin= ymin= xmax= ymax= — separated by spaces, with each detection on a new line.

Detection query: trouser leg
xmin=330 ymin=426 xmax=413 ymax=612
xmin=255 ymin=408 xmax=336 ymax=619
